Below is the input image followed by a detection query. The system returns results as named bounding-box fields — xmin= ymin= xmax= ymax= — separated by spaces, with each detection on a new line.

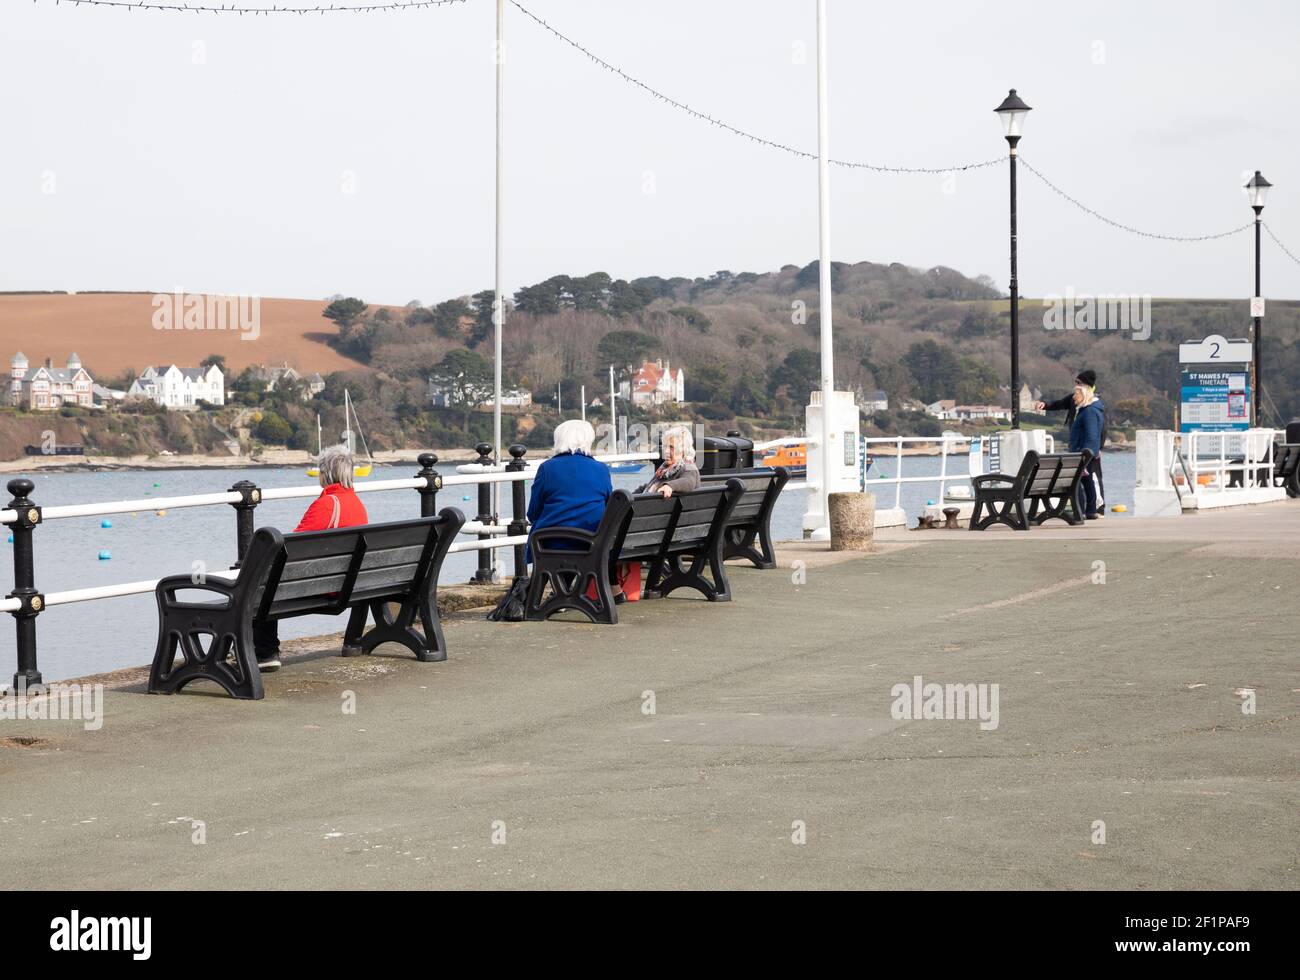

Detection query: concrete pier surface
xmin=1 ymin=503 xmax=1296 ymax=889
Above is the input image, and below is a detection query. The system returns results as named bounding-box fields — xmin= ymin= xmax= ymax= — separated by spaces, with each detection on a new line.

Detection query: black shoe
xmin=257 ymin=655 xmax=282 ymax=672
xmin=1085 ymin=513 xmax=1100 ymax=521
xmin=614 ymin=592 xmax=627 ymax=605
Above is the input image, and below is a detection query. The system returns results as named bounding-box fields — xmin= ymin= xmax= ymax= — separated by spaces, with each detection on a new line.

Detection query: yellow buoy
xmin=1111 ymin=504 xmax=1128 ymax=513
xmin=156 ymin=509 xmax=167 ymax=517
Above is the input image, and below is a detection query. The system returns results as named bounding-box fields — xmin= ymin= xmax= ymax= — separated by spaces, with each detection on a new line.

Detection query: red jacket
xmin=294 ymin=484 xmax=369 ymax=532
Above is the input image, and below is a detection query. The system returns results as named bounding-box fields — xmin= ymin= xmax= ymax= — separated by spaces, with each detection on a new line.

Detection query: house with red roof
xmin=620 ymin=358 xmax=685 ymax=407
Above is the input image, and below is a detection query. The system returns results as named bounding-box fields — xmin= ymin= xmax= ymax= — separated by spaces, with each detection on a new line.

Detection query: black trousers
xmin=1078 ymin=456 xmax=1104 ymax=517
xmin=253 ymin=618 xmax=279 ymax=660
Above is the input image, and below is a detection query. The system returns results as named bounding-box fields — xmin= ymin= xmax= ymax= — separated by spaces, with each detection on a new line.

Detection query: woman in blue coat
xmin=1068 ymin=383 xmax=1106 ymax=519
xmin=525 ymin=419 xmax=612 ymax=565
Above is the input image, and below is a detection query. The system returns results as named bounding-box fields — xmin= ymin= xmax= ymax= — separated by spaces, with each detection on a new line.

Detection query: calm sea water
xmin=1 ymin=453 xmax=1136 ymax=682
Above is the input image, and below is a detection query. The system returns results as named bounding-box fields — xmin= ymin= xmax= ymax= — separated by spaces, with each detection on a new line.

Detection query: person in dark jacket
xmin=1067 ymin=383 xmax=1106 ymax=519
xmin=255 ymin=446 xmax=370 ymax=671
xmin=1038 ymin=368 xmax=1106 ymax=515
xmin=525 ymin=419 xmax=613 ymax=566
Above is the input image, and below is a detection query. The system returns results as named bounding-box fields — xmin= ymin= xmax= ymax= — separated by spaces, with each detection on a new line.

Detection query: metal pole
xmin=472 ymin=442 xmax=495 ymax=582
xmin=5 ymin=479 xmax=43 ymax=690
xmin=580 ymin=384 xmax=586 ymax=422
xmin=416 ymin=452 xmax=440 ymax=517
xmin=1253 ymin=211 xmax=1262 ymax=425
xmin=506 ymin=444 xmax=529 ymax=578
xmin=815 ymin=0 xmax=835 ymax=535
xmin=228 ymin=480 xmax=261 ymax=567
xmin=1009 ymin=144 xmax=1021 ymax=429
xmin=488 ymin=0 xmax=504 ymax=579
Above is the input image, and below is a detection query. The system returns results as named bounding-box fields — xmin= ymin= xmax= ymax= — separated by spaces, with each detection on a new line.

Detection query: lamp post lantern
xmin=995 ymin=88 xmax=1031 ymax=429
xmin=1245 ymin=169 xmax=1272 ymax=425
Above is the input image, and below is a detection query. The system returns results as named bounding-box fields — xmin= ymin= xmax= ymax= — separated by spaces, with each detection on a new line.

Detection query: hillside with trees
xmin=321 ymin=259 xmax=1300 ymax=447
xmin=11 ymin=262 xmax=1294 ymax=461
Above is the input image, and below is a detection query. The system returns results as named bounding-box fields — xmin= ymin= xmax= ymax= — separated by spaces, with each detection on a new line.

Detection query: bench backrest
xmin=1274 ymin=443 xmax=1300 ymax=477
xmin=1023 ymin=451 xmax=1091 ymax=497
xmin=699 ymin=467 xmax=790 ymax=528
xmin=237 ymin=508 xmax=465 ymax=620
xmin=613 ymin=480 xmax=745 ymax=561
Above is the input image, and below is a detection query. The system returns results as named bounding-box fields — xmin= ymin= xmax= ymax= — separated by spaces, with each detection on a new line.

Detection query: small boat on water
xmin=758 ymin=441 xmax=873 ymax=479
xmin=761 ymin=443 xmax=807 ymax=476
xmin=307 ymin=389 xmax=374 ymax=478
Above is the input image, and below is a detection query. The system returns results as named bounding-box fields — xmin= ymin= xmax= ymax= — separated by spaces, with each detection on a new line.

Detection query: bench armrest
xmin=530 ymin=525 xmax=599 ymax=555
xmin=971 ymin=474 xmax=1015 ymax=489
xmin=156 ymin=571 xmax=240 ymax=611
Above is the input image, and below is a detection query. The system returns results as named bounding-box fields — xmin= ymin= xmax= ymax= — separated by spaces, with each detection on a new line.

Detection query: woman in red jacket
xmin=254 ymin=447 xmax=369 ymax=671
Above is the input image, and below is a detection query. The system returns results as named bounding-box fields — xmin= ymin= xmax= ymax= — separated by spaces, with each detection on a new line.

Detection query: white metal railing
xmin=861 ymin=435 xmax=975 ymax=510
xmin=857 ymin=433 xmax=1055 ymax=509
xmin=1176 ymin=429 xmax=1281 ymax=495
xmin=0 ymin=451 xmax=655 ymax=617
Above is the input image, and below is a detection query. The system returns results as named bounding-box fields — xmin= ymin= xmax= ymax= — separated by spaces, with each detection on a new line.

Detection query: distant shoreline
xmin=0 ymin=448 xmax=486 ymax=474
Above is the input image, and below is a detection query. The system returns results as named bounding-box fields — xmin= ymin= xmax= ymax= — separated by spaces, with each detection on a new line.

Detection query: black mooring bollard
xmin=506 ymin=444 xmax=529 ymax=579
xmin=5 ymin=478 xmax=44 ymax=691
xmin=472 ymin=442 xmax=495 ymax=583
xmin=416 ymin=452 xmax=441 ymax=517
xmin=229 ymin=480 xmax=261 ymax=567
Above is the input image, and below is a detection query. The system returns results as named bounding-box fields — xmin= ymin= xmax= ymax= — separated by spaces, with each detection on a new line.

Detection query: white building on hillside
xmin=926 ymin=399 xmax=957 ymax=420
xmin=253 ymin=363 xmax=325 ymax=400
xmin=9 ymin=352 xmax=94 ymax=410
xmin=620 ymin=359 xmax=685 ymax=407
xmin=426 ymin=378 xmax=531 ymax=409
xmin=953 ymin=404 xmax=1011 ymax=422
xmin=862 ymin=389 xmax=889 ymax=412
xmin=129 ymin=364 xmax=225 ymax=409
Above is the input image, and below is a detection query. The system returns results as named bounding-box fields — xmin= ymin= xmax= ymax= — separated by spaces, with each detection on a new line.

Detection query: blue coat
xmin=525 ymin=452 xmax=612 ymax=564
xmin=1069 ymin=398 xmax=1105 ymax=455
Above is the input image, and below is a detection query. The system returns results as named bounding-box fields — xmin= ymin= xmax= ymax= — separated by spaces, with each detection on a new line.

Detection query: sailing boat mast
xmin=609 ymin=365 xmax=618 ymax=453
xmin=342 ymin=390 xmax=355 ymax=455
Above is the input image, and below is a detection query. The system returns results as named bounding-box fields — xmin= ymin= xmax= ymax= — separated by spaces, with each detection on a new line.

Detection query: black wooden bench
xmin=148 ymin=508 xmax=465 ymax=700
xmin=1227 ymin=443 xmax=1300 ymax=497
xmin=970 ymin=450 xmax=1093 ymax=531
xmin=698 ymin=466 xmax=790 ymax=569
xmin=524 ymin=479 xmax=745 ymax=625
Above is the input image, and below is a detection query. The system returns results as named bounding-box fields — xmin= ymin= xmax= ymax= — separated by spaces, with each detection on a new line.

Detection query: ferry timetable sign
xmin=1178 ymin=334 xmax=1252 ymax=433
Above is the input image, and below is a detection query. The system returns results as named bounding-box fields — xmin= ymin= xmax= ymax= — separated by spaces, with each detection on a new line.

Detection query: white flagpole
xmin=492 ymin=0 xmax=505 ymax=579
xmin=815 ymin=0 xmax=835 ymax=539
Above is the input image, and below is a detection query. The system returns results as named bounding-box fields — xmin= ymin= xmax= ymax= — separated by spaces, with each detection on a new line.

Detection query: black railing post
xmin=5 ymin=478 xmax=44 ymax=691
xmin=472 ymin=442 xmax=495 ymax=583
xmin=416 ymin=452 xmax=441 ymax=517
xmin=229 ymin=480 xmax=262 ymax=567
xmin=505 ymin=444 xmax=529 ymax=578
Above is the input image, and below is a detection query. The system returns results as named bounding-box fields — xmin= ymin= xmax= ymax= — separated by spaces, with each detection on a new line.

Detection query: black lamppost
xmin=995 ymin=89 xmax=1031 ymax=428
xmin=1245 ymin=170 xmax=1272 ymax=425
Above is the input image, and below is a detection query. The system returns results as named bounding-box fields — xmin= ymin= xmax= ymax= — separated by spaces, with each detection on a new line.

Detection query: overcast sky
xmin=2 ymin=0 xmax=1298 ymax=307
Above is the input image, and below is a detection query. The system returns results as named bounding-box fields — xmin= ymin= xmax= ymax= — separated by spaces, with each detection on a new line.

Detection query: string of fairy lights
xmin=37 ymin=0 xmax=468 ymax=14
xmin=31 ymin=0 xmax=1300 ymax=266
xmin=1264 ymin=222 xmax=1300 ymax=268
xmin=1016 ymin=158 xmax=1256 ymax=244
xmin=505 ymin=0 xmax=1005 ymax=175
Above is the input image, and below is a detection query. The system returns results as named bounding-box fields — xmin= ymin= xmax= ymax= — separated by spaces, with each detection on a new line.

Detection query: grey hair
xmin=317 ymin=446 xmax=356 ymax=489
xmin=662 ymin=424 xmax=696 ymax=463
xmin=553 ymin=418 xmax=596 ymax=456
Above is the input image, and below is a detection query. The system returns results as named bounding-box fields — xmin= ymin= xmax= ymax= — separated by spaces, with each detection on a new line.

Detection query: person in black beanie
xmin=1035 ymin=369 xmax=1107 ymax=516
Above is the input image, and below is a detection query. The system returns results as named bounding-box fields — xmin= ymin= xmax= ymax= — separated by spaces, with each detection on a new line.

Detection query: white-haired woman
xmin=525 ymin=419 xmax=612 ymax=567
xmin=254 ymin=446 xmax=369 ymax=671
xmin=637 ymin=425 xmax=700 ymax=498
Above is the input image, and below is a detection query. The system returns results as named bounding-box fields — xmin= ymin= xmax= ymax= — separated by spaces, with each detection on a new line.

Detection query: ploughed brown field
xmin=0 ymin=293 xmax=365 ymax=376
